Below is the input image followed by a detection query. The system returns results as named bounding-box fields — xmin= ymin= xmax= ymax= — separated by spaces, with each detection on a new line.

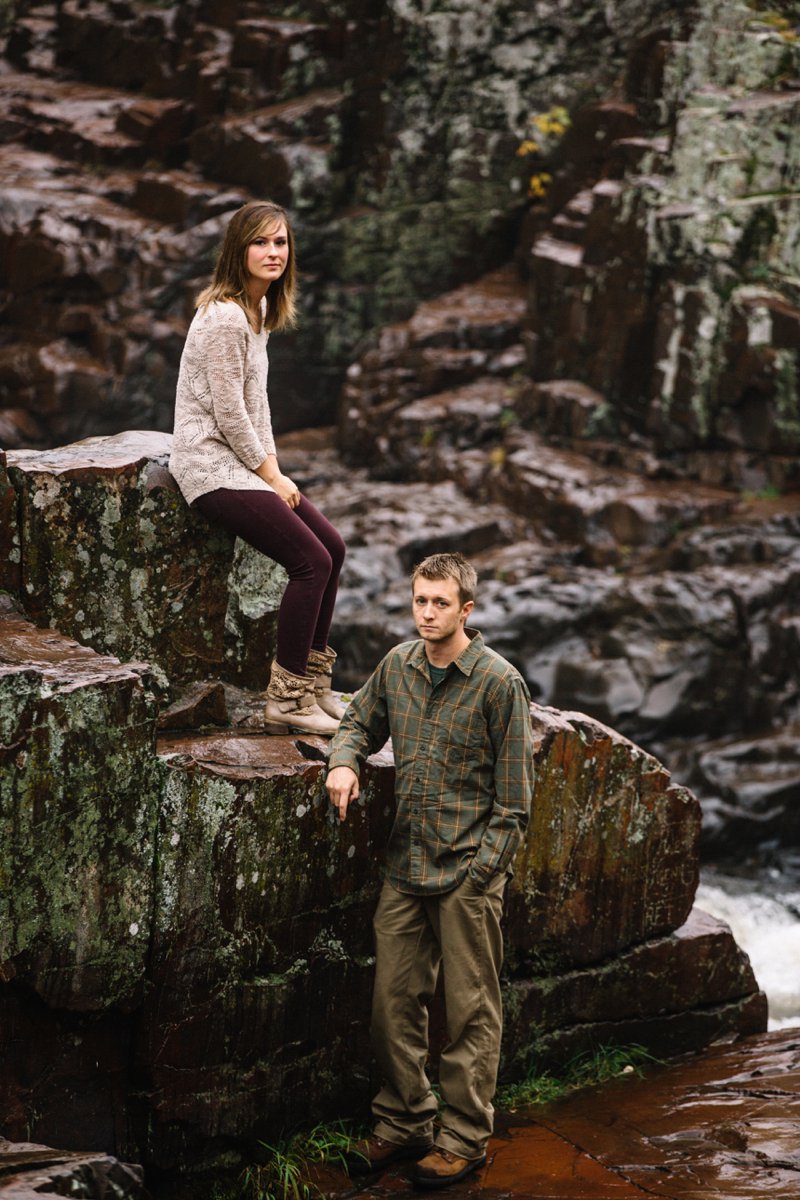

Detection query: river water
xmin=696 ymin=866 xmax=800 ymax=1030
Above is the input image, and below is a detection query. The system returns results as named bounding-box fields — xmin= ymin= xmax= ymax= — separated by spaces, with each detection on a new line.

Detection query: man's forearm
xmin=326 ymin=667 xmax=390 ymax=775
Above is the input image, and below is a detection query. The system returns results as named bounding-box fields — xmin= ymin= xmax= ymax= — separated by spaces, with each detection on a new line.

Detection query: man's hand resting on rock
xmin=326 ymin=766 xmax=360 ymax=822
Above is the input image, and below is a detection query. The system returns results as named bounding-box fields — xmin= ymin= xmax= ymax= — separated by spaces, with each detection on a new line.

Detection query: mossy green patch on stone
xmin=0 ymin=656 xmax=160 ymax=1010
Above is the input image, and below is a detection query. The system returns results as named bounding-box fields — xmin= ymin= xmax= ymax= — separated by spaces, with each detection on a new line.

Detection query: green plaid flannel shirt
xmin=327 ymin=630 xmax=535 ymax=895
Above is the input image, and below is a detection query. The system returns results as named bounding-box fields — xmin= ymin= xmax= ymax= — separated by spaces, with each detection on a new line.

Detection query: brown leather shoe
xmin=411 ymin=1147 xmax=487 ymax=1190
xmin=344 ymin=1133 xmax=434 ymax=1176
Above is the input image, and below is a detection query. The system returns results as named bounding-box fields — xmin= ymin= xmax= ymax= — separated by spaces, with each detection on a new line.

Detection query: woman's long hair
xmin=196 ymin=201 xmax=297 ymax=332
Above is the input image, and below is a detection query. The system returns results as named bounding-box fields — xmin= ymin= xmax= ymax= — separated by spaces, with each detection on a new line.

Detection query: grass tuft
xmin=240 ymin=1120 xmax=362 ymax=1200
xmin=497 ymin=1043 xmax=661 ymax=1112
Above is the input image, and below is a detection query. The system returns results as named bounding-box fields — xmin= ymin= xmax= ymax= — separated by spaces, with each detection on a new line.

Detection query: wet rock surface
xmin=1 ymin=0 xmax=798 ymax=1189
xmin=0 ymin=1138 xmax=149 ymax=1199
xmin=314 ymin=1028 xmax=800 ymax=1199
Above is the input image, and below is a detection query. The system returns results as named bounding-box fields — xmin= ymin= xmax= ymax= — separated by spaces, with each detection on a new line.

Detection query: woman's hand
xmin=256 ymin=455 xmax=300 ymax=508
xmin=272 ymin=471 xmax=301 ymax=508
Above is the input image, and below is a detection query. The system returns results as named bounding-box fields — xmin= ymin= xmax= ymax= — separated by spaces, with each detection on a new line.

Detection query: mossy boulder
xmin=4 ymin=431 xmax=285 ymax=693
xmin=0 ymin=599 xmax=160 ymax=1010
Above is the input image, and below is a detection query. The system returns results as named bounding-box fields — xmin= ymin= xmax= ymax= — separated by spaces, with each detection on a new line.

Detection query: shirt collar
xmin=411 ymin=628 xmax=485 ymax=678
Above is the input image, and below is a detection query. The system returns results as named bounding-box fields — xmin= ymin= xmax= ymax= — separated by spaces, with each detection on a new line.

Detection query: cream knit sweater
xmin=169 ymin=299 xmax=277 ymax=505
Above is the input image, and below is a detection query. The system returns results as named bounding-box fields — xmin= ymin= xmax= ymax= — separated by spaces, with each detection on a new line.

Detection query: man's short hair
xmin=411 ymin=552 xmax=477 ymax=607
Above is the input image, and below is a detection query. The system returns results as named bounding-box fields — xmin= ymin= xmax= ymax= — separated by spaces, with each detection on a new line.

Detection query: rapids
xmin=697 ymin=868 xmax=800 ymax=1030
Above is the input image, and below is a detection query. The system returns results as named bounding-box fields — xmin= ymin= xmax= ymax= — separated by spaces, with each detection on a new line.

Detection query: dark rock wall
xmin=0 ymin=0 xmax=691 ymax=446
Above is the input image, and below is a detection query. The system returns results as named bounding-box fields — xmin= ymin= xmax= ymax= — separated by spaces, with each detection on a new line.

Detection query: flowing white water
xmin=696 ymin=870 xmax=800 ymax=1030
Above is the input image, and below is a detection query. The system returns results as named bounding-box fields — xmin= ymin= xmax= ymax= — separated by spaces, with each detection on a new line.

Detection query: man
xmin=326 ymin=552 xmax=534 ymax=1190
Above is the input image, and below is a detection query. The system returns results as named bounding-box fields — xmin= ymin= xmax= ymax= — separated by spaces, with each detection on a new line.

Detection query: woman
xmin=170 ymin=200 xmax=345 ymax=736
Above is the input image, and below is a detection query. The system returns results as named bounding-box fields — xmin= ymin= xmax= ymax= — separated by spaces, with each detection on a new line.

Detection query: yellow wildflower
xmin=528 ymin=172 xmax=552 ymax=199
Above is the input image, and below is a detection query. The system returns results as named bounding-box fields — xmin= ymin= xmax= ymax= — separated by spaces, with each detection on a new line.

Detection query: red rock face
xmin=335 ymin=1027 xmax=799 ymax=1199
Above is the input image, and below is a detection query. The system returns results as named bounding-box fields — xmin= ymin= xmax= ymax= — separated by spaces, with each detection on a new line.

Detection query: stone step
xmin=563 ymin=188 xmax=595 ymax=219
xmin=530 ymin=233 xmax=585 ymax=269
xmin=339 ymin=265 xmax=527 ymax=466
xmin=608 ymin=133 xmax=671 ymax=174
xmin=0 ymin=72 xmax=148 ymax=166
xmin=490 ymin=428 xmax=737 ymax=552
xmin=56 ymin=0 xmax=345 ymax=110
xmin=0 ymin=72 xmax=191 ymax=167
xmin=188 ymin=88 xmax=343 ymax=201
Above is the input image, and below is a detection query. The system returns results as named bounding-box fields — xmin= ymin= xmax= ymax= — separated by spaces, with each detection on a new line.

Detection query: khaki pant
xmin=370 ymin=871 xmax=508 ymax=1160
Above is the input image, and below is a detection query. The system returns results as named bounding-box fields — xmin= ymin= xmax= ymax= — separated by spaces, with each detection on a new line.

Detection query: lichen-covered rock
xmin=140 ymin=735 xmax=394 ymax=1163
xmin=0 ymin=599 xmax=160 ymax=1010
xmin=506 ymin=706 xmax=700 ymax=970
xmin=519 ymin=0 xmax=800 ymax=472
xmin=4 ymin=431 xmax=284 ymax=692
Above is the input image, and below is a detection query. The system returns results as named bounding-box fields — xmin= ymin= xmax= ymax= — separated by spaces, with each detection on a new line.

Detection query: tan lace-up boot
xmin=306 ymin=646 xmax=348 ymax=721
xmin=264 ymin=660 xmax=340 ymax=736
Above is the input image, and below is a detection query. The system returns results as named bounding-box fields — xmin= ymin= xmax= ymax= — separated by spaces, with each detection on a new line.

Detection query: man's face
xmin=412 ymin=576 xmax=473 ymax=644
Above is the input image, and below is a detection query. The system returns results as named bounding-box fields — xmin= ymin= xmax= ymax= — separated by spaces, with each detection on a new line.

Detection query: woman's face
xmin=245 ymin=221 xmax=290 ymax=290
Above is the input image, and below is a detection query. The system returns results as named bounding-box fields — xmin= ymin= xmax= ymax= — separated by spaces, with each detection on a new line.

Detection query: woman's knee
xmin=287 ymin=540 xmax=332 ymax=585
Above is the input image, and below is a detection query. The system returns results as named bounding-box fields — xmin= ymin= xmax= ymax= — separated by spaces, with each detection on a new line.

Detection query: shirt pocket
xmin=433 ymin=714 xmax=488 ymax=789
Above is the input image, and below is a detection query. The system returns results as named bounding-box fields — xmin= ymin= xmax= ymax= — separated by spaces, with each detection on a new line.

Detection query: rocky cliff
xmin=326 ymin=0 xmax=800 ymax=860
xmin=1 ymin=0 xmax=798 ymax=864
xmin=1 ymin=0 xmax=696 ymax=446
xmin=0 ymin=432 xmax=766 ymax=1184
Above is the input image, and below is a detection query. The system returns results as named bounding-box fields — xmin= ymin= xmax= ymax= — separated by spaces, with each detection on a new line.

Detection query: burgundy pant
xmin=192 ymin=487 xmax=345 ymax=677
